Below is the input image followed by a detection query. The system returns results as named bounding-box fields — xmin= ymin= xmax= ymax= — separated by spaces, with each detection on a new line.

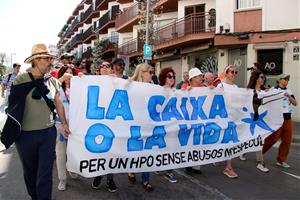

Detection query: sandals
xmin=128 ymin=173 xmax=136 ymax=183
xmin=143 ymin=182 xmax=153 ymax=192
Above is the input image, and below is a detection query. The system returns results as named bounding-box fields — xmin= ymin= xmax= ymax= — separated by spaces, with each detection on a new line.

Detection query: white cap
xmin=189 ymin=68 xmax=202 ymax=80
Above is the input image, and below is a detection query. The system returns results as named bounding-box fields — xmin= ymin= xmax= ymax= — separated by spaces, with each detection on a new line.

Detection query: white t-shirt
xmin=276 ymin=87 xmax=294 ymax=114
xmin=217 ymin=82 xmax=239 ymax=90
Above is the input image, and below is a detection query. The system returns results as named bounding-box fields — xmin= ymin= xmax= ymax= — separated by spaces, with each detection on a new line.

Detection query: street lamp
xmin=11 ymin=53 xmax=16 ymax=67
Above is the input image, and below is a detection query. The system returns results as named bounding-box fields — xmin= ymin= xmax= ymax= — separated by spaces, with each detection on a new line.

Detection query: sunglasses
xmin=167 ymin=74 xmax=175 ymax=79
xmin=259 ymin=75 xmax=265 ymax=79
xmin=101 ymin=64 xmax=111 ymax=69
xmin=229 ymin=70 xmax=238 ymax=75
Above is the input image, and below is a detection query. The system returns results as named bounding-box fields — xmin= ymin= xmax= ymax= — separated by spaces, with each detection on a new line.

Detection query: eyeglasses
xmin=259 ymin=75 xmax=265 ymax=80
xmin=167 ymin=74 xmax=175 ymax=79
xmin=229 ymin=70 xmax=238 ymax=75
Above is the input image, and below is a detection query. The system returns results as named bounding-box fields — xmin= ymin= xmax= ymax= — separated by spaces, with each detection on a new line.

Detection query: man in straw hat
xmin=10 ymin=43 xmax=70 ymax=200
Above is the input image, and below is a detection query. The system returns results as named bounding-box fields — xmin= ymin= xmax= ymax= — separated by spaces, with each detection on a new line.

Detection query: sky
xmin=0 ymin=0 xmax=80 ymax=70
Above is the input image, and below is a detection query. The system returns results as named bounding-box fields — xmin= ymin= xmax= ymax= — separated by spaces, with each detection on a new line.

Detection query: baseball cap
xmin=278 ymin=74 xmax=290 ymax=80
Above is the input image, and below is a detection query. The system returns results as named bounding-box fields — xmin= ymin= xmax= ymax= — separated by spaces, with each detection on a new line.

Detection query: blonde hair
xmin=130 ymin=63 xmax=152 ymax=82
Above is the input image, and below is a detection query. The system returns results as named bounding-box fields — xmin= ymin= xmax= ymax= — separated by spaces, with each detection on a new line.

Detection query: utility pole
xmin=145 ymin=0 xmax=150 ymax=64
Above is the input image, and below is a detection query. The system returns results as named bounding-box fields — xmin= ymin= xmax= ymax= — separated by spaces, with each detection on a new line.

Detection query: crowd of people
xmin=0 ymin=43 xmax=297 ymax=200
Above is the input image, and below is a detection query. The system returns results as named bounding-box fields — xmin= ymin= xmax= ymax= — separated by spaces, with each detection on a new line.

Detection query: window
xmin=237 ymin=0 xmax=261 ymax=9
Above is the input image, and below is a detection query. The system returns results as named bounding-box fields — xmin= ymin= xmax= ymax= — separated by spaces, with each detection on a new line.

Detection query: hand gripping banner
xmin=67 ymin=76 xmax=283 ymax=177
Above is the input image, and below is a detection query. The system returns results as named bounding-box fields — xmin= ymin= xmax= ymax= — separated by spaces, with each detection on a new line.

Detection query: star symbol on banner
xmin=241 ymin=108 xmax=274 ymax=136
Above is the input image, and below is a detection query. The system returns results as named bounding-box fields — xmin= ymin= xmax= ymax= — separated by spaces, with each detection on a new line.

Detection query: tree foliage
xmin=92 ymin=39 xmax=114 ymax=68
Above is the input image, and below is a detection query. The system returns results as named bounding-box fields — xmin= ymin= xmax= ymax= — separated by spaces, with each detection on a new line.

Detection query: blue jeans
xmin=142 ymin=172 xmax=149 ymax=183
xmin=15 ymin=126 xmax=56 ymax=200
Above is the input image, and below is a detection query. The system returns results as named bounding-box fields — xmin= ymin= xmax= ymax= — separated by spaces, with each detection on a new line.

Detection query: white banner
xmin=67 ymin=76 xmax=284 ymax=177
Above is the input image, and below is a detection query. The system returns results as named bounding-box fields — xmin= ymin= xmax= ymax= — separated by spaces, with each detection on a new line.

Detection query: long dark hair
xmin=158 ymin=67 xmax=176 ymax=87
xmin=57 ymin=66 xmax=76 ymax=91
xmin=247 ymin=70 xmax=265 ymax=90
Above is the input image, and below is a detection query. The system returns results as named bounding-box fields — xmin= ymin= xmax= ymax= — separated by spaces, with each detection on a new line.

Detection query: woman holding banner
xmin=216 ymin=65 xmax=239 ymax=179
xmin=157 ymin=67 xmax=178 ymax=183
xmin=128 ymin=63 xmax=154 ymax=192
xmin=91 ymin=61 xmax=118 ymax=193
xmin=263 ymin=74 xmax=297 ymax=168
xmin=55 ymin=66 xmax=77 ymax=191
xmin=239 ymin=70 xmax=270 ymax=173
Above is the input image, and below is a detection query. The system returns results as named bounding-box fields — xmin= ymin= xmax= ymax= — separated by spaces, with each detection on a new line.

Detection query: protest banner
xmin=67 ymin=76 xmax=283 ymax=177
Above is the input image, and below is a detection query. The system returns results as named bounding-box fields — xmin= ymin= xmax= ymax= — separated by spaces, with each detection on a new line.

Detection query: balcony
xmin=95 ymin=5 xmax=120 ymax=34
xmin=82 ymin=47 xmax=93 ymax=59
xmin=152 ymin=0 xmax=178 ymax=13
xmin=153 ymin=12 xmax=216 ymax=51
xmin=118 ymin=37 xmax=144 ymax=56
xmin=115 ymin=2 xmax=142 ymax=33
xmin=81 ymin=5 xmax=100 ymax=24
xmin=69 ymin=33 xmax=83 ymax=50
xmin=82 ymin=26 xmax=96 ymax=44
xmin=95 ymin=0 xmax=114 ymax=10
xmin=65 ymin=16 xmax=82 ymax=38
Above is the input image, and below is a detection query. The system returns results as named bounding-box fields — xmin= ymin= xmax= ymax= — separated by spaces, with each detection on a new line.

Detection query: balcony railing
xmin=82 ymin=26 xmax=95 ymax=43
xmin=96 ymin=5 xmax=119 ymax=32
xmin=101 ymin=35 xmax=119 ymax=48
xmin=118 ymin=37 xmax=144 ymax=55
xmin=70 ymin=33 xmax=83 ymax=49
xmin=81 ymin=5 xmax=93 ymax=23
xmin=115 ymin=2 xmax=140 ymax=30
xmin=152 ymin=12 xmax=216 ymax=46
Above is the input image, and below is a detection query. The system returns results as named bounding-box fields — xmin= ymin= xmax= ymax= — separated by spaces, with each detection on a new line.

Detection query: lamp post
xmin=11 ymin=53 xmax=16 ymax=67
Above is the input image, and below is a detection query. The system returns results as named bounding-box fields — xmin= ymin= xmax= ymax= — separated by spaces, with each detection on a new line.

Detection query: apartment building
xmin=57 ymin=0 xmax=300 ymax=121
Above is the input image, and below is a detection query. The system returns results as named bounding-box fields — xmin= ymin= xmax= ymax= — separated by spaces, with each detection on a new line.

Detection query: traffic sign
xmin=143 ymin=44 xmax=152 ymax=60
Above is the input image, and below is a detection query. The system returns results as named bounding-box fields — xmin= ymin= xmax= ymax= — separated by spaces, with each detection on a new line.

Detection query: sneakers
xmin=106 ymin=179 xmax=117 ymax=193
xmin=239 ymin=154 xmax=246 ymax=161
xmin=92 ymin=176 xmax=102 ymax=189
xmin=164 ymin=173 xmax=177 ymax=183
xmin=58 ymin=180 xmax=67 ymax=191
xmin=223 ymin=167 xmax=238 ymax=178
xmin=257 ymin=163 xmax=269 ymax=173
xmin=276 ymin=161 xmax=290 ymax=168
xmin=69 ymin=172 xmax=78 ymax=179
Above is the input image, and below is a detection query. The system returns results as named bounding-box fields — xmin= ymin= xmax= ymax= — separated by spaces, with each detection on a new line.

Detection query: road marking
xmin=282 ymin=171 xmax=300 ymax=180
xmin=175 ymin=170 xmax=232 ymax=200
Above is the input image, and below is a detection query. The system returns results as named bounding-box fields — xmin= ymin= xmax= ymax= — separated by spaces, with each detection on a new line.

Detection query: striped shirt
xmin=2 ymin=72 xmax=18 ymax=93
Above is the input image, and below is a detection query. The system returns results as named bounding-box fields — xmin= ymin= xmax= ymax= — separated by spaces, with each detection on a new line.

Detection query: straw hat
xmin=24 ymin=43 xmax=56 ymax=64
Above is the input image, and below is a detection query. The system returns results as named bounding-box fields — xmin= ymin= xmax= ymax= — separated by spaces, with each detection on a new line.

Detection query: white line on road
xmin=282 ymin=171 xmax=300 ymax=180
xmin=175 ymin=170 xmax=232 ymax=200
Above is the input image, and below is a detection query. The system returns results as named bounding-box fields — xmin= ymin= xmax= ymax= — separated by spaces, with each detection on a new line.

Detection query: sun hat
xmin=188 ymin=68 xmax=202 ymax=80
xmin=278 ymin=74 xmax=290 ymax=81
xmin=24 ymin=43 xmax=56 ymax=64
